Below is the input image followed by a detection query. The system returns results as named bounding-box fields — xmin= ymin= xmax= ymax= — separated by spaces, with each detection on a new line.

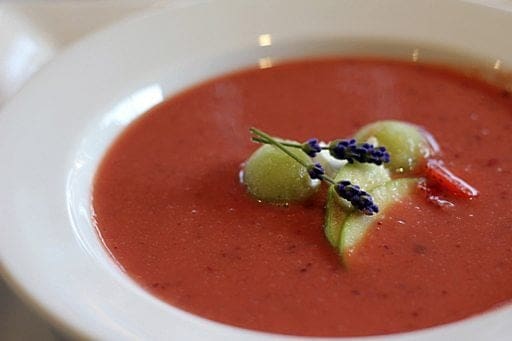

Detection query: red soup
xmin=93 ymin=58 xmax=512 ymax=336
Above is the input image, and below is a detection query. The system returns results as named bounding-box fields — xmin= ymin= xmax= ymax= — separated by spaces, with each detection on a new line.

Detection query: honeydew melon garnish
xmin=243 ymin=143 xmax=320 ymax=204
xmin=243 ymin=122 xmax=478 ymax=265
xmin=354 ymin=120 xmax=439 ymax=174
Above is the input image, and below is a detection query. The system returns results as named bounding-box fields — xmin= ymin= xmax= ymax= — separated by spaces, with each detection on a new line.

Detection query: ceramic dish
xmin=1 ymin=0 xmax=512 ymax=339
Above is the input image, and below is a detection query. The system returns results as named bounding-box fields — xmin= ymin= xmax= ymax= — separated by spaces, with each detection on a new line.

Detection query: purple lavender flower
xmin=307 ymin=163 xmax=325 ymax=180
xmin=334 ymin=180 xmax=379 ymax=215
xmin=328 ymin=139 xmax=390 ymax=165
xmin=302 ymin=138 xmax=322 ymax=157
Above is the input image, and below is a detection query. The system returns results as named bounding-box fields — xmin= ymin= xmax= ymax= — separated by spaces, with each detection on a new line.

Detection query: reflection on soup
xmin=93 ymin=58 xmax=512 ymax=336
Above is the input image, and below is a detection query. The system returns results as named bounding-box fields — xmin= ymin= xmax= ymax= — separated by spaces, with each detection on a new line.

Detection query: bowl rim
xmin=1 ymin=0 xmax=512 ymax=339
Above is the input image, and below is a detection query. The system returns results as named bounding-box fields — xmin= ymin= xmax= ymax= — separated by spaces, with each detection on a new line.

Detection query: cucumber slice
xmin=354 ymin=120 xmax=433 ymax=173
xmin=243 ymin=144 xmax=318 ymax=203
xmin=339 ymin=178 xmax=419 ymax=258
xmin=324 ymin=187 xmax=349 ymax=247
xmin=324 ymin=163 xmax=390 ymax=247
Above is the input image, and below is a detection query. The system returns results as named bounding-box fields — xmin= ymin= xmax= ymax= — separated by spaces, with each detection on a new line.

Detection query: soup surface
xmin=93 ymin=58 xmax=512 ymax=336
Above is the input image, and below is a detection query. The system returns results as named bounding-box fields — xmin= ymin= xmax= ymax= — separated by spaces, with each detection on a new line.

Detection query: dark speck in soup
xmin=92 ymin=58 xmax=512 ymax=337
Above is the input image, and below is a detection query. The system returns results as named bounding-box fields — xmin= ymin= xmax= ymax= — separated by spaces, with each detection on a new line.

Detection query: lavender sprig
xmin=302 ymin=138 xmax=322 ymax=157
xmin=252 ymin=136 xmax=390 ymax=165
xmin=249 ymin=128 xmax=313 ymax=169
xmin=328 ymin=139 xmax=390 ymax=165
xmin=335 ymin=181 xmax=379 ymax=215
xmin=251 ymin=136 xmax=322 ymax=156
xmin=308 ymin=163 xmax=325 ymax=179
xmin=250 ymin=128 xmax=379 ymax=215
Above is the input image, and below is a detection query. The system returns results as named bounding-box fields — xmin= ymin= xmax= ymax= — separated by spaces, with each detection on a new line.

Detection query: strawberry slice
xmin=425 ymin=159 xmax=479 ymax=198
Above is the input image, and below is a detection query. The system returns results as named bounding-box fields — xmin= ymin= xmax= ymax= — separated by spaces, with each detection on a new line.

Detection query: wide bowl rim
xmin=1 ymin=0 xmax=512 ymax=339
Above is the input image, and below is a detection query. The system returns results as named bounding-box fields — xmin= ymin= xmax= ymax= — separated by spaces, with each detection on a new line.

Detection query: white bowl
xmin=1 ymin=0 xmax=512 ymax=339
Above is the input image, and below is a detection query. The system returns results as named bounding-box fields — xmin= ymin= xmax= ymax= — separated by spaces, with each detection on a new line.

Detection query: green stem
xmin=251 ymin=137 xmax=303 ymax=149
xmin=253 ymin=136 xmax=331 ymax=150
xmin=250 ymin=128 xmax=311 ymax=168
xmin=322 ymin=175 xmax=337 ymax=185
xmin=250 ymin=127 xmax=338 ymax=186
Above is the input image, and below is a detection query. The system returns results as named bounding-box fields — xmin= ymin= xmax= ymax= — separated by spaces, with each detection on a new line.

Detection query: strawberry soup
xmin=92 ymin=59 xmax=512 ymax=336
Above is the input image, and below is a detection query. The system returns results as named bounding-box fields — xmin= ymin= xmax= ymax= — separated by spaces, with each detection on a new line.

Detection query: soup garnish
xmin=243 ymin=121 xmax=478 ymax=261
xmin=354 ymin=120 xmax=433 ymax=173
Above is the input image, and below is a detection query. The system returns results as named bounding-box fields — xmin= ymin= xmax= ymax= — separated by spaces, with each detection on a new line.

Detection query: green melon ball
xmin=354 ymin=120 xmax=434 ymax=173
xmin=243 ymin=144 xmax=319 ymax=203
